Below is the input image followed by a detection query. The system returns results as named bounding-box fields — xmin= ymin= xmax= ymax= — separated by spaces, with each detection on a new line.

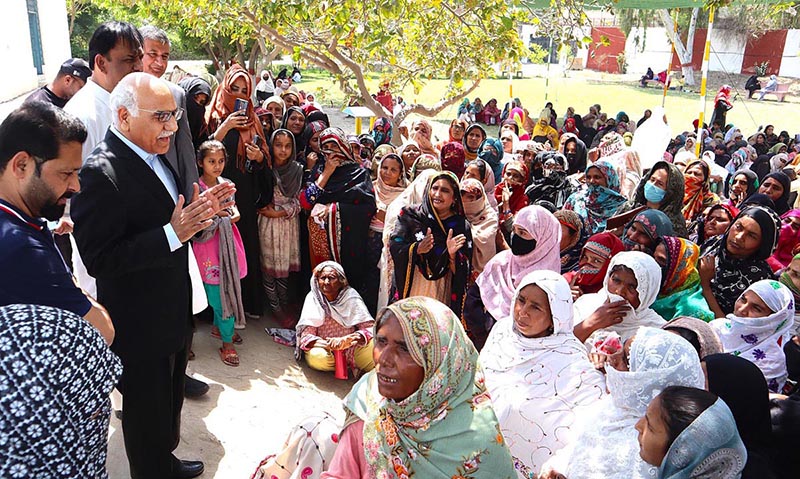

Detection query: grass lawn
xmin=299 ymin=73 xmax=799 ymax=137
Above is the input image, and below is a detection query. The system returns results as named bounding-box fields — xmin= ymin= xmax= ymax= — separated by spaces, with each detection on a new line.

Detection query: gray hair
xmin=138 ymin=25 xmax=170 ymax=47
xmin=109 ymin=73 xmax=141 ymax=127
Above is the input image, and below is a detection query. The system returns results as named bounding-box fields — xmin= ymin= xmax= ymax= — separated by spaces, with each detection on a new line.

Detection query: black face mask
xmin=510 ymin=233 xmax=537 ymax=256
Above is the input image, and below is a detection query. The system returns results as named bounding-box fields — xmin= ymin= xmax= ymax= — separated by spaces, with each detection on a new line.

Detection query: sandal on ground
xmin=219 ymin=347 xmax=239 ymax=367
xmin=211 ymin=328 xmax=243 ymax=344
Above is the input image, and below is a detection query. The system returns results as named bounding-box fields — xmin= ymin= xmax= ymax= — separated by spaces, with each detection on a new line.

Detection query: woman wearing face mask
xmin=560 ymin=133 xmax=588 ymax=175
xmin=635 ymin=386 xmax=746 ymax=479
xmin=390 ymin=172 xmax=472 ymax=318
xmin=465 ymin=206 xmax=561 ymax=350
xmin=699 ymin=205 xmax=780 ymax=318
xmin=573 ymin=251 xmax=666 ymax=346
xmin=563 ymin=232 xmax=625 ymax=300
xmin=540 ymin=327 xmax=705 ymax=479
xmin=178 ymin=76 xmax=212 ymax=148
xmin=478 ymin=137 xmax=505 ymax=182
xmin=321 ymin=297 xmax=516 ymax=479
xmin=622 ymin=209 xmax=675 ymax=254
xmin=682 ymin=159 xmax=720 ymax=228
xmin=651 ymin=237 xmax=715 ymax=323
xmin=481 ymin=271 xmax=607 ymax=478
xmin=710 ymin=279 xmax=793 ymax=393
xmin=618 ymin=160 xmax=689 ymax=238
xmin=564 ymin=159 xmax=627 ymax=234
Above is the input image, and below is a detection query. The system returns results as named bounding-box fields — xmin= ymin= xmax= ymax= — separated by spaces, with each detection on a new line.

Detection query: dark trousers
xmin=117 ymin=336 xmax=190 ymax=478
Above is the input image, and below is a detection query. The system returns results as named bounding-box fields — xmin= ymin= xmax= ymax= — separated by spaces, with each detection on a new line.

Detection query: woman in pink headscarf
xmin=463 ymin=205 xmax=562 ymax=349
xmin=768 ymin=209 xmax=800 ymax=272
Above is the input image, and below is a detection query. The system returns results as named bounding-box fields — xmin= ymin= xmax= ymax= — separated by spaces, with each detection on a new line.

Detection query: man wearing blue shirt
xmin=0 ymin=102 xmax=114 ymax=344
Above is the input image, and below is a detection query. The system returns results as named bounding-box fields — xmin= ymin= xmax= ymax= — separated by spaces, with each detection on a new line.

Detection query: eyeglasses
xmin=139 ymin=108 xmax=184 ymax=123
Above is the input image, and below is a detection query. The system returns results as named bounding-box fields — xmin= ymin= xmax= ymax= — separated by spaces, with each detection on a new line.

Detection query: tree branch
xmin=326 ymin=39 xmax=392 ymax=116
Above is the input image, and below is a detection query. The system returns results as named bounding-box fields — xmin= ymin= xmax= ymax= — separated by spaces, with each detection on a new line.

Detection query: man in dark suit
xmin=139 ymin=24 xmax=210 ymax=399
xmin=71 ymin=72 xmax=234 ymax=479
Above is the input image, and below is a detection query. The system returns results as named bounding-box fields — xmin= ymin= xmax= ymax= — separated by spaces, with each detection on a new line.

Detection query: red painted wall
xmin=586 ymin=27 xmax=627 ymax=73
xmin=670 ymin=29 xmax=707 ymax=72
xmin=741 ymin=30 xmax=785 ymax=75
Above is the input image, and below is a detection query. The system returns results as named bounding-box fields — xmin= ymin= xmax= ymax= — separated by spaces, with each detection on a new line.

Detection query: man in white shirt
xmin=63 ymin=21 xmax=143 ymax=298
xmin=65 ymin=21 xmax=144 ymax=161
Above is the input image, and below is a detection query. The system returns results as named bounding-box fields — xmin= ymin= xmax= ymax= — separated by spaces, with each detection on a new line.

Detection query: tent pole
xmin=662 ymin=9 xmax=678 ymax=107
xmin=695 ymin=6 xmax=715 ymax=156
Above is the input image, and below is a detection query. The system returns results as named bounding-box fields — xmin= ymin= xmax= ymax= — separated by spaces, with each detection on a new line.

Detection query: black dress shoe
xmin=172 ymin=459 xmax=204 ymax=478
xmin=184 ymin=375 xmax=209 ymax=399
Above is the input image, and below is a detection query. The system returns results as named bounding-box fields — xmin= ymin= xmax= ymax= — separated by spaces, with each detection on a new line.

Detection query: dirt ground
xmin=106 ymin=107 xmax=360 ymax=479
xmin=105 ymin=315 xmax=354 ymax=478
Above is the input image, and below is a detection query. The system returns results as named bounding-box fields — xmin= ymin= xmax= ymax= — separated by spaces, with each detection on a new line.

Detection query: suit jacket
xmin=165 ymin=82 xmax=199 ymax=200
xmin=71 ymin=130 xmax=191 ymax=362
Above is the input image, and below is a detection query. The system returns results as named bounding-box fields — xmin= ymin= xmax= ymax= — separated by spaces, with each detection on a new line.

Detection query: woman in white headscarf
xmin=710 ymin=279 xmax=794 ymax=393
xmin=540 ymin=327 xmax=706 ymax=479
xmin=481 ymin=271 xmax=606 ymax=478
xmin=296 ymin=261 xmax=375 ymax=375
xmin=573 ymin=251 xmax=666 ymax=347
xmin=465 ymin=205 xmax=562 ymax=349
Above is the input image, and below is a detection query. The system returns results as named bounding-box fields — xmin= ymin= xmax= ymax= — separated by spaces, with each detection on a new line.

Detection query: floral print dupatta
xmin=343 ymin=297 xmax=515 ymax=479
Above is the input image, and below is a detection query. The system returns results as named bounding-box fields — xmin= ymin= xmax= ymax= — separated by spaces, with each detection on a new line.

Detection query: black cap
xmin=59 ymin=58 xmax=91 ymax=82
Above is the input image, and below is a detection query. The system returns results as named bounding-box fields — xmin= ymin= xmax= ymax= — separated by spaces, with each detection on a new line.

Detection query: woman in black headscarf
xmin=705 ymin=354 xmax=777 ymax=478
xmin=390 ymin=171 xmax=472 ymax=319
xmin=725 ymin=168 xmax=759 ymax=209
xmin=178 ymin=76 xmax=212 ymax=148
xmin=281 ymin=106 xmax=307 ymax=163
xmin=561 ymin=133 xmax=588 ymax=174
xmin=757 ymin=171 xmax=792 ymax=215
xmin=699 ymin=205 xmax=780 ymax=317
xmin=300 ymin=127 xmax=376 ymax=299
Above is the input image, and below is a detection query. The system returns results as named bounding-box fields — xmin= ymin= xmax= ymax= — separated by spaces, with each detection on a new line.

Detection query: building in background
xmin=0 ymin=0 xmax=71 ymax=103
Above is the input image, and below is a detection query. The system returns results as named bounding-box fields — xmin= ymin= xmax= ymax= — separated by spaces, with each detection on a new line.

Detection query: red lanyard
xmin=0 ymin=203 xmax=44 ymax=231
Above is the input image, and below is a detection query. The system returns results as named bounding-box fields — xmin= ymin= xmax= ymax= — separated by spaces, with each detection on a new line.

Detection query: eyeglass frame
xmin=138 ymin=107 xmax=184 ymax=123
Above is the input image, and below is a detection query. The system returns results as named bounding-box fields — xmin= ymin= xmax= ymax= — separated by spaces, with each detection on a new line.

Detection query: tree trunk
xmin=248 ymin=42 xmax=260 ymax=72
xmin=658 ymin=9 xmax=696 ymax=86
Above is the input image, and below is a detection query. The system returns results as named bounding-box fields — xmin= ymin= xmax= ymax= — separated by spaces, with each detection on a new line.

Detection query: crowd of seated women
xmin=230 ymin=90 xmax=800 ymax=479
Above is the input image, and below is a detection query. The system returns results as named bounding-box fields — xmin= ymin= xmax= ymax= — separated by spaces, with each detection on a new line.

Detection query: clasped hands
xmin=315 ymin=333 xmax=362 ymax=351
xmin=170 ymin=182 xmax=237 ymax=243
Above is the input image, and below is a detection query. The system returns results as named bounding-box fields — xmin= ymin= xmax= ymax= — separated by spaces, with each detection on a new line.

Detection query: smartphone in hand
xmin=234 ymin=98 xmax=249 ymax=112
